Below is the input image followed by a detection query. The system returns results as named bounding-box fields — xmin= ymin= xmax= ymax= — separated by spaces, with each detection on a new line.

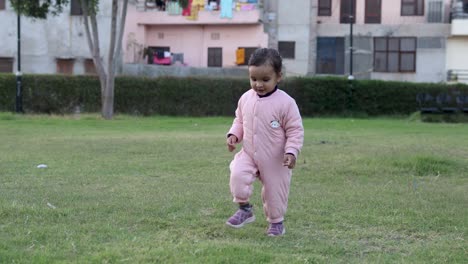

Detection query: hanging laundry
xmin=186 ymin=4 xmax=200 ymax=20
xmin=240 ymin=3 xmax=255 ymax=11
xmin=192 ymin=0 xmax=205 ymax=5
xmin=220 ymin=0 xmax=233 ymax=19
xmin=236 ymin=48 xmax=245 ymax=65
xmin=167 ymin=1 xmax=183 ymax=15
xmin=186 ymin=0 xmax=204 ymax=20
xmin=182 ymin=0 xmax=193 ymax=16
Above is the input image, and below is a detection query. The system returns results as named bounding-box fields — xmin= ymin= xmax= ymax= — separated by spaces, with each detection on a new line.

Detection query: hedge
xmin=0 ymin=73 xmax=467 ymax=117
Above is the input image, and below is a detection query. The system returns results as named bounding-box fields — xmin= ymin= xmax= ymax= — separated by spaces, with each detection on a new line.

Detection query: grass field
xmin=0 ymin=112 xmax=467 ymax=263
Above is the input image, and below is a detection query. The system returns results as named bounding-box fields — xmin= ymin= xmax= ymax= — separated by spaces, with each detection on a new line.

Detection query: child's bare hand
xmin=283 ymin=154 xmax=296 ymax=169
xmin=227 ymin=135 xmax=238 ymax=152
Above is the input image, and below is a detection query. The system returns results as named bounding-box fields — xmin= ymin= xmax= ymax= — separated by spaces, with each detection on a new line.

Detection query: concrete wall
xmin=0 ymin=1 xmax=112 ymax=74
xmin=122 ymin=63 xmax=248 ymax=78
xmin=446 ymin=37 xmax=468 ymax=70
xmin=277 ymin=0 xmax=312 ymax=76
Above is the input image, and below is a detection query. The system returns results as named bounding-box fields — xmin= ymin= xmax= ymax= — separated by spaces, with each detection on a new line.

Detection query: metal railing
xmin=447 ymin=69 xmax=468 ymax=82
xmin=451 ymin=0 xmax=468 ymax=19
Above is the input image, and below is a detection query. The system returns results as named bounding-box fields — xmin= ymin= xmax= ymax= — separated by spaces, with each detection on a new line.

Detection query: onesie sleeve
xmin=283 ymin=99 xmax=304 ymax=157
xmin=227 ymin=96 xmax=244 ymax=143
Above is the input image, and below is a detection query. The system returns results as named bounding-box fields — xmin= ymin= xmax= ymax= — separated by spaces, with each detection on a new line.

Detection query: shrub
xmin=1 ymin=74 xmax=467 ymax=117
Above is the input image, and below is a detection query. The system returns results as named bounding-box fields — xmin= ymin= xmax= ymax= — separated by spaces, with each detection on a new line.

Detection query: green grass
xmin=0 ymin=112 xmax=467 ymax=263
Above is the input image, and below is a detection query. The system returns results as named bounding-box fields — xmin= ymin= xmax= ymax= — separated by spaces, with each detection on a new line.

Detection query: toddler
xmin=226 ymin=48 xmax=304 ymax=236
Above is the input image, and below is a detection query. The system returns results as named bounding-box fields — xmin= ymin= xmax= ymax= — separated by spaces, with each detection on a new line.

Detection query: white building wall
xmin=277 ymin=0 xmax=311 ymax=76
xmin=0 ymin=1 xmax=112 ymax=74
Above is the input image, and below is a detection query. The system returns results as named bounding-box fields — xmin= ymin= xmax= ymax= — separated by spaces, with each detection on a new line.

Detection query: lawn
xmin=0 ymin=113 xmax=467 ymax=263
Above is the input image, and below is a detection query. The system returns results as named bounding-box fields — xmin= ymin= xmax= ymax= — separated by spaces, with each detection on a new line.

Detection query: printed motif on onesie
xmin=270 ymin=120 xmax=281 ymax=129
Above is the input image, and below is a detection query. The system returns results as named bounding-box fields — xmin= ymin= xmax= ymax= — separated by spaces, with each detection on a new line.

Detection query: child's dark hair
xmin=248 ymin=48 xmax=282 ymax=75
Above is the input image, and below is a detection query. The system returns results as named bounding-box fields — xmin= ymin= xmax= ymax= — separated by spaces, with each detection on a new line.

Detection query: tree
xmin=11 ymin=0 xmax=129 ymax=119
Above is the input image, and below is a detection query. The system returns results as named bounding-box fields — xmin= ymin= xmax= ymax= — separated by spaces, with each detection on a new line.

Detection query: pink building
xmin=123 ymin=0 xmax=267 ymax=68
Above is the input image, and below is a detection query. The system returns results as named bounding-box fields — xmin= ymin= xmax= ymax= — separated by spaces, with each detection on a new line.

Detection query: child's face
xmin=248 ymin=64 xmax=282 ymax=96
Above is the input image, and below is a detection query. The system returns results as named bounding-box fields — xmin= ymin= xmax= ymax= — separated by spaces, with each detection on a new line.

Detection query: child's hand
xmin=283 ymin=154 xmax=296 ymax=169
xmin=227 ymin=135 xmax=238 ymax=152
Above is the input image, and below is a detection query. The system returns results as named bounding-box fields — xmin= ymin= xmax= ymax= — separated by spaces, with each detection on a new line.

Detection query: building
xmin=2 ymin=0 xmax=465 ymax=84
xmin=123 ymin=0 xmax=268 ymax=68
xmin=268 ymin=0 xmax=453 ymax=82
xmin=446 ymin=0 xmax=468 ymax=83
xmin=0 ymin=0 xmax=112 ymax=75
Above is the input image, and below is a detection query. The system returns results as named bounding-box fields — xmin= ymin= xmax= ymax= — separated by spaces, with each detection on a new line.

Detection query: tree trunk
xmin=80 ymin=0 xmax=129 ymax=120
xmin=101 ymin=82 xmax=114 ymax=119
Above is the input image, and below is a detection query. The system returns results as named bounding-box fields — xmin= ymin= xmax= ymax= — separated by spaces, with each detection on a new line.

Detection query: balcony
xmin=450 ymin=0 xmax=468 ymax=35
xmin=135 ymin=0 xmax=263 ymax=26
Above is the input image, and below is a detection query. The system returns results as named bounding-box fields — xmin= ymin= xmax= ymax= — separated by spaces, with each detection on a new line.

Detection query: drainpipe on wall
xmin=264 ymin=0 xmax=278 ymax=50
xmin=348 ymin=0 xmax=354 ymax=81
xmin=16 ymin=0 xmax=23 ymax=113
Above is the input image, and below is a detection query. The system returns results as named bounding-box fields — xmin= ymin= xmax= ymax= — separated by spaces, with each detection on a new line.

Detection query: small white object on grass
xmin=47 ymin=202 xmax=57 ymax=209
xmin=37 ymin=164 xmax=48 ymax=169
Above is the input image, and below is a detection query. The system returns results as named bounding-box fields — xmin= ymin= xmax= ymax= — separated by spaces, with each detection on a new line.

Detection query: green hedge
xmin=1 ymin=73 xmax=467 ymax=116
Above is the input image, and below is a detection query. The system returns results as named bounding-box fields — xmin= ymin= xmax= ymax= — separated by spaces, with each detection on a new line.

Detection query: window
xmin=0 ymin=57 xmax=13 ymax=73
xmin=365 ymin=0 xmax=381 ymax=23
xmin=208 ymin=47 xmax=222 ymax=67
xmin=427 ymin=1 xmax=443 ymax=23
xmin=316 ymin=38 xmax=345 ymax=74
xmin=374 ymin=37 xmax=416 ymax=72
xmin=149 ymin=46 xmax=170 ymax=64
xmin=0 ymin=0 xmax=5 ymax=10
xmin=57 ymin=58 xmax=75 ymax=74
xmin=236 ymin=47 xmax=257 ymax=65
xmin=401 ymin=0 xmax=424 ymax=16
xmin=84 ymin=59 xmax=97 ymax=75
xmin=70 ymin=0 xmax=83 ymax=15
xmin=340 ymin=0 xmax=356 ymax=23
xmin=318 ymin=0 xmax=332 ymax=16
xmin=278 ymin=41 xmax=295 ymax=59
xmin=211 ymin=32 xmax=220 ymax=40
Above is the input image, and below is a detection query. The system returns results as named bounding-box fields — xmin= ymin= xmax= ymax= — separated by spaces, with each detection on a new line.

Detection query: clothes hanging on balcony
xmin=186 ymin=4 xmax=200 ymax=20
xmin=220 ymin=0 xmax=233 ymax=19
xmin=192 ymin=0 xmax=205 ymax=5
xmin=182 ymin=0 xmax=193 ymax=16
xmin=186 ymin=0 xmax=204 ymax=20
xmin=167 ymin=1 xmax=183 ymax=15
xmin=240 ymin=3 xmax=255 ymax=11
xmin=172 ymin=53 xmax=185 ymax=64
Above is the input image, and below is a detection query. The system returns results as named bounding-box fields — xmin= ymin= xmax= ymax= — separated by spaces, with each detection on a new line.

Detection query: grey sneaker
xmin=267 ymin=222 xmax=285 ymax=236
xmin=226 ymin=209 xmax=255 ymax=228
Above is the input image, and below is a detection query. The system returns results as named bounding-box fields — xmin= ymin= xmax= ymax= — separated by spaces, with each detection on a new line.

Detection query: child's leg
xmin=226 ymin=151 xmax=258 ymax=228
xmin=259 ymin=165 xmax=292 ymax=224
xmin=229 ymin=150 xmax=258 ymax=203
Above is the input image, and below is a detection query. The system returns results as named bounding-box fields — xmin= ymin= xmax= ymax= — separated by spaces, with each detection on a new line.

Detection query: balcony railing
xmin=451 ymin=0 xmax=468 ymax=19
xmin=447 ymin=69 xmax=468 ymax=82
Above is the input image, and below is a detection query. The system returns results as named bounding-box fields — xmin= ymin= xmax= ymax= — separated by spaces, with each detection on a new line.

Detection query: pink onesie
xmin=228 ymin=88 xmax=304 ymax=223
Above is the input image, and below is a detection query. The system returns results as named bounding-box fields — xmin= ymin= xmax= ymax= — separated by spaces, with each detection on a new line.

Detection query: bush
xmin=1 ymin=73 xmax=467 ymax=117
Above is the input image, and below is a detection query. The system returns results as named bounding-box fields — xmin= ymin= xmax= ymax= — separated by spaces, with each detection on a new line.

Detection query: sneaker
xmin=226 ymin=209 xmax=255 ymax=228
xmin=267 ymin=222 xmax=285 ymax=236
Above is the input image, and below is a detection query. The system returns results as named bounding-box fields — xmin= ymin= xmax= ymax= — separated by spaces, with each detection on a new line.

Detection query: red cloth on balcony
xmin=153 ymin=57 xmax=172 ymax=65
xmin=182 ymin=0 xmax=192 ymax=16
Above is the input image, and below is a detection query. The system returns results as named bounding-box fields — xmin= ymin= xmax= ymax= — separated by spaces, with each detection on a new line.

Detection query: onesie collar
xmin=257 ymin=85 xmax=278 ymax=98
